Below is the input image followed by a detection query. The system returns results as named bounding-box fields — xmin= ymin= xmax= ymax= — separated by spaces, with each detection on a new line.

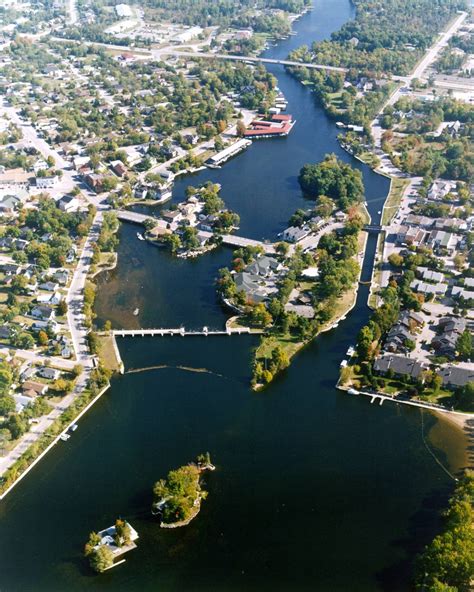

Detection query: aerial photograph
xmin=0 ymin=0 xmax=472 ymax=590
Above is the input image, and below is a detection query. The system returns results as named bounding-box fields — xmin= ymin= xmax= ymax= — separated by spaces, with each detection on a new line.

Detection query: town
xmin=0 ymin=0 xmax=472 ymax=590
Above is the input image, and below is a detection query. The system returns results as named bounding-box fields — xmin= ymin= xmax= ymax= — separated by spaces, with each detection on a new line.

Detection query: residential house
xmin=427 ymin=179 xmax=456 ymax=201
xmin=437 ymin=366 xmax=474 ymax=389
xmin=396 ymin=225 xmax=425 ymax=246
xmin=22 ymin=380 xmax=49 ymax=397
xmin=373 ymin=354 xmax=427 ymax=380
xmin=410 ymin=280 xmax=448 ymax=297
xmin=282 ymin=225 xmax=310 ymax=243
xmin=0 ymin=194 xmax=21 ymax=214
xmin=30 ymin=305 xmax=55 ymax=322
xmin=38 ymin=367 xmax=60 ymax=380
xmin=432 ymin=317 xmax=466 ymax=359
xmin=36 ymin=175 xmax=58 ymax=189
xmin=58 ymin=195 xmax=81 ymax=213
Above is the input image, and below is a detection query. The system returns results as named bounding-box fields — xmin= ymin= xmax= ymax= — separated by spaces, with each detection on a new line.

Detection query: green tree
xmin=89 ymin=545 xmax=114 ymax=573
xmin=456 ymin=330 xmax=472 ymax=361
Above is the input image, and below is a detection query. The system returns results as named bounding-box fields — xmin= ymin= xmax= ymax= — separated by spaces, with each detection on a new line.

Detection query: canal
xmin=0 ymin=1 xmax=464 ymax=590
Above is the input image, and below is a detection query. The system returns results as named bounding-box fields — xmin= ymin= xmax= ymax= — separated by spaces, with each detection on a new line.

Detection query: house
xmin=39 ymin=281 xmax=59 ymax=292
xmin=246 ymin=256 xmax=284 ymax=277
xmin=427 ymin=179 xmax=456 ymax=201
xmin=396 ymin=225 xmax=426 ymax=246
xmin=1 ymin=263 xmax=22 ymax=276
xmin=161 ymin=209 xmax=182 ymax=224
xmin=426 ymin=230 xmax=458 ymax=254
xmin=53 ymin=269 xmax=69 ymax=285
xmin=58 ymin=195 xmax=81 ymax=213
xmin=0 ymin=325 xmax=11 ymax=340
xmin=31 ymin=305 xmax=55 ymax=321
xmin=22 ymin=380 xmax=49 ymax=397
xmin=417 ymin=267 xmax=445 ymax=284
xmin=110 ymin=160 xmax=127 ymax=177
xmin=234 ymin=272 xmax=270 ymax=303
xmin=38 ymin=367 xmax=60 ymax=380
xmin=282 ymin=226 xmax=310 ymax=243
xmin=432 ymin=317 xmax=466 ymax=359
xmin=437 ymin=366 xmax=474 ymax=389
xmin=36 ymin=175 xmax=58 ymax=189
xmin=31 ymin=320 xmax=59 ymax=335
xmin=373 ymin=354 xmax=426 ymax=380
xmin=84 ymin=173 xmax=105 ymax=193
xmin=0 ymin=194 xmax=21 ymax=214
xmin=451 ymin=286 xmax=474 ymax=302
xmin=410 ymin=280 xmax=448 ymax=297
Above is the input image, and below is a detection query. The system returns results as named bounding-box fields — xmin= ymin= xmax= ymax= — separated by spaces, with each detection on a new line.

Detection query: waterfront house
xmin=246 ymin=256 xmax=284 ymax=278
xmin=282 ymin=226 xmax=310 ymax=243
xmin=437 ymin=366 xmax=474 ymax=389
xmin=373 ymin=354 xmax=427 ymax=380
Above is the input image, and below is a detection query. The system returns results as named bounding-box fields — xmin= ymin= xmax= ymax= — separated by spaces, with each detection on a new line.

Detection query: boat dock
xmin=207 ymin=138 xmax=252 ymax=168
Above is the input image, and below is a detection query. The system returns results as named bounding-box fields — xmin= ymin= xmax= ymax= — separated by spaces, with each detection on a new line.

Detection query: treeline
xmin=142 ymin=0 xmax=310 ymax=30
xmin=315 ymin=0 xmax=465 ymax=76
xmin=298 ymin=154 xmax=364 ymax=210
xmin=414 ymin=471 xmax=474 ymax=591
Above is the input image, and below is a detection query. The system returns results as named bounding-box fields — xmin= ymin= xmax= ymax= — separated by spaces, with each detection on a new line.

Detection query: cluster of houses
xmin=374 ymin=353 xmax=474 ymax=390
xmin=13 ymin=362 xmax=67 ymax=413
xmin=372 ymin=308 xmax=473 ymax=391
xmin=0 ymin=261 xmax=72 ymax=354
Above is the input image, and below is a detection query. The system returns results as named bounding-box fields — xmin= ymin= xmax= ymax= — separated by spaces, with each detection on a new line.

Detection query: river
xmin=0 ymin=1 xmax=466 ymax=591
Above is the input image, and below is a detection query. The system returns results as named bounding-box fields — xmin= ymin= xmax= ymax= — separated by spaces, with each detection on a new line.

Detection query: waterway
xmin=0 ymin=1 xmax=467 ymax=590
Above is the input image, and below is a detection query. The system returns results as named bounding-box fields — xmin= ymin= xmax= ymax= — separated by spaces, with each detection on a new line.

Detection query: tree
xmin=57 ymin=300 xmax=68 ymax=316
xmin=38 ymin=330 xmax=49 ymax=346
xmin=388 ymin=252 xmax=404 ymax=268
xmin=6 ymin=414 xmax=27 ymax=440
xmin=89 ymin=545 xmax=114 ymax=573
xmin=114 ymin=519 xmax=132 ymax=547
xmin=298 ymin=155 xmax=364 ymax=210
xmin=0 ymin=362 xmax=13 ymax=396
xmin=72 ymin=364 xmax=83 ymax=378
xmin=456 ymin=330 xmax=472 ymax=361
xmin=275 ymin=242 xmax=289 ymax=256
xmin=0 ymin=395 xmax=15 ymax=415
xmin=236 ymin=119 xmax=247 ymax=137
xmin=250 ymin=303 xmax=272 ymax=327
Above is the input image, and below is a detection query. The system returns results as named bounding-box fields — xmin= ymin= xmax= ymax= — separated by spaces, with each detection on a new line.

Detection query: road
xmin=67 ymin=0 xmax=78 ymax=25
xmin=66 ymin=212 xmax=103 ymax=366
xmin=410 ymin=12 xmax=468 ymax=81
xmin=370 ymin=11 xmax=467 ymax=169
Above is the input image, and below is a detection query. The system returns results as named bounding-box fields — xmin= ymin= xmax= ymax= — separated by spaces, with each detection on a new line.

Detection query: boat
xmin=347 ymin=388 xmax=360 ymax=396
xmin=70 ymin=424 xmax=78 ymax=432
xmin=137 ymin=232 xmax=145 ymax=241
xmin=346 ymin=346 xmax=355 ymax=356
xmin=133 ymin=308 xmax=139 ymax=316
xmin=60 ymin=433 xmax=70 ymax=441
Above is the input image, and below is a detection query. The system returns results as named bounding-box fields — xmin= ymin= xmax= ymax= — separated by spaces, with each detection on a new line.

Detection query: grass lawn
xmin=381 ymin=177 xmax=410 ymax=226
xmin=255 ymin=333 xmax=303 ymax=363
xmin=97 ymin=335 xmax=122 ymax=373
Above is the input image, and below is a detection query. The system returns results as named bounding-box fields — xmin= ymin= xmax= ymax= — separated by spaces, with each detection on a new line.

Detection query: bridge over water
xmin=111 ymin=326 xmax=262 ymax=337
xmin=115 ymin=210 xmax=276 ymax=253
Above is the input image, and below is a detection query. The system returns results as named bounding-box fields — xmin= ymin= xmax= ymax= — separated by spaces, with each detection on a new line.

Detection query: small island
xmin=152 ymin=453 xmax=215 ymax=528
xmin=84 ymin=519 xmax=139 ymax=573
